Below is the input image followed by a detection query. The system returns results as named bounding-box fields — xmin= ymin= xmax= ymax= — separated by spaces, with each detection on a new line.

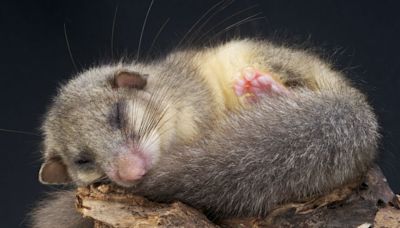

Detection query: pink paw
xmin=233 ymin=67 xmax=288 ymax=102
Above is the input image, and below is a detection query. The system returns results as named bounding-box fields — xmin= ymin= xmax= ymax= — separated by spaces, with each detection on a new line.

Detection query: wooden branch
xmin=76 ymin=166 xmax=400 ymax=227
xmin=76 ymin=184 xmax=216 ymax=228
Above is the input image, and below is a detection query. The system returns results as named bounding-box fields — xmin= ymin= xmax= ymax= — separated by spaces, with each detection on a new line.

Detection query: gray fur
xmin=137 ymin=87 xmax=378 ymax=218
xmin=29 ymin=190 xmax=92 ymax=228
xmin=31 ymin=39 xmax=379 ymax=224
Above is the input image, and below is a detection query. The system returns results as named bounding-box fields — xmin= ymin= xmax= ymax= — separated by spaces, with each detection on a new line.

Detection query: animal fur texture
xmin=30 ymin=190 xmax=93 ymax=228
xmin=30 ymin=39 xmax=379 ymax=227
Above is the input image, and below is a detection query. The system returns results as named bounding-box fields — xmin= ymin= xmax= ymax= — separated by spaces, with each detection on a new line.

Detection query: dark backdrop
xmin=1 ymin=0 xmax=399 ymax=227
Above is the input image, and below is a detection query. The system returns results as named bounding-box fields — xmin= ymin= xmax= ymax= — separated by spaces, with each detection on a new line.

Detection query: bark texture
xmin=76 ymin=166 xmax=400 ymax=228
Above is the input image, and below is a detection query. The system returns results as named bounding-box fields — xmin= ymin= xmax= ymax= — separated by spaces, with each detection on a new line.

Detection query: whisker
xmin=138 ymin=91 xmax=154 ymax=138
xmin=207 ymin=13 xmax=265 ymax=43
xmin=142 ymin=125 xmax=176 ymax=153
xmin=138 ymin=99 xmax=163 ymax=145
xmin=0 ymin=128 xmax=40 ymax=136
xmin=195 ymin=4 xmax=259 ymax=44
xmin=145 ymin=125 xmax=172 ymax=149
xmin=63 ymin=23 xmax=79 ymax=72
xmin=140 ymin=103 xmax=172 ymax=148
xmin=176 ymin=0 xmax=226 ymax=48
xmin=111 ymin=5 xmax=119 ymax=59
xmin=138 ymin=84 xmax=170 ymax=141
xmin=136 ymin=0 xmax=154 ymax=61
xmin=185 ymin=0 xmax=234 ymax=47
xmin=145 ymin=93 xmax=172 ymax=137
xmin=91 ymin=174 xmax=110 ymax=185
xmin=145 ymin=18 xmax=170 ymax=61
xmin=150 ymin=105 xmax=175 ymax=134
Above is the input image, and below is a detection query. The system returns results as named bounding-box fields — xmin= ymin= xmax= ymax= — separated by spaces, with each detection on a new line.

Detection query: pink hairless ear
xmin=112 ymin=70 xmax=148 ymax=89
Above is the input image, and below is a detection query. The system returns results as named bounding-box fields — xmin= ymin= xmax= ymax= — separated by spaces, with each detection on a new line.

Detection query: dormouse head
xmin=39 ymin=64 xmax=176 ymax=187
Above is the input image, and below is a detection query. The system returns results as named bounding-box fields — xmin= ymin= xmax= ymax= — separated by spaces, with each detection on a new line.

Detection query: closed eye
xmin=74 ymin=158 xmax=92 ymax=165
xmin=109 ymin=101 xmax=126 ymax=130
xmin=73 ymin=151 xmax=95 ymax=168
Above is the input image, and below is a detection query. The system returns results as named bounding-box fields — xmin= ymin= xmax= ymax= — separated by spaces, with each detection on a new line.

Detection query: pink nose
xmin=117 ymin=154 xmax=147 ymax=182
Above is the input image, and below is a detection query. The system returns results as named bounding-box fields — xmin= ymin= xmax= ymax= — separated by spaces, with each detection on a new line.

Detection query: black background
xmin=1 ymin=0 xmax=399 ymax=227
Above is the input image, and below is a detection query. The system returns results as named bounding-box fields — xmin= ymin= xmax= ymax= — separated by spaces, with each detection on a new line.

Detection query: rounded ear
xmin=112 ymin=70 xmax=148 ymax=89
xmin=39 ymin=156 xmax=72 ymax=185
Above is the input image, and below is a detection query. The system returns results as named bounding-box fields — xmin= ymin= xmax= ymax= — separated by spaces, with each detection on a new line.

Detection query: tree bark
xmin=76 ymin=166 xmax=400 ymax=228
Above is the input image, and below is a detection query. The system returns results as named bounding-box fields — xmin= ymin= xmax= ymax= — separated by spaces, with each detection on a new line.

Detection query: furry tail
xmin=29 ymin=190 xmax=92 ymax=228
xmin=138 ymin=83 xmax=379 ymax=218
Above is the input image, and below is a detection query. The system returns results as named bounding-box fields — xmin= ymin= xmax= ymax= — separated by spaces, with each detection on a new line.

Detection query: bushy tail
xmin=138 ymin=83 xmax=379 ymax=218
